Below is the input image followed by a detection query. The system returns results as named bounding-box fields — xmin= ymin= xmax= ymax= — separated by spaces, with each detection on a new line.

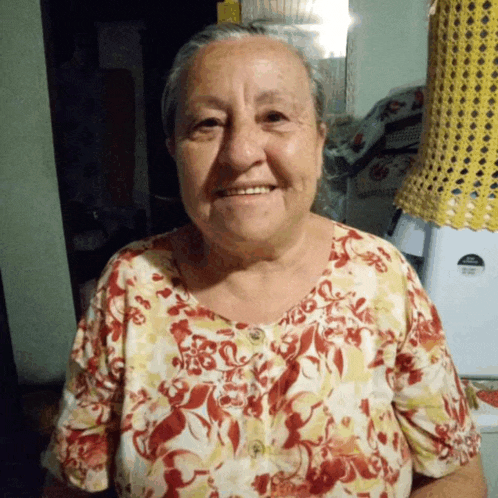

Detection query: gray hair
xmin=161 ymin=21 xmax=327 ymax=141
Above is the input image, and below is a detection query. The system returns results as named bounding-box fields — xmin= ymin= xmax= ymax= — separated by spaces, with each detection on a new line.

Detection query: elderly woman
xmin=42 ymin=22 xmax=486 ymax=498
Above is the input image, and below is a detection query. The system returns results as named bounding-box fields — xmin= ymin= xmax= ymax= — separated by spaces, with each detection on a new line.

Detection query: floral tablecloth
xmin=462 ymin=379 xmax=498 ymax=430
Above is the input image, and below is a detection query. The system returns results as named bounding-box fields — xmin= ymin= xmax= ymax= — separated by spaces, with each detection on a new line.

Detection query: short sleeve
xmin=392 ymin=255 xmax=481 ymax=478
xmin=42 ymin=254 xmax=127 ymax=492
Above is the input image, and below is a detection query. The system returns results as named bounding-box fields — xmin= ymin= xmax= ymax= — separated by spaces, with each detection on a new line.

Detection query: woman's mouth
xmin=218 ymin=186 xmax=275 ymax=197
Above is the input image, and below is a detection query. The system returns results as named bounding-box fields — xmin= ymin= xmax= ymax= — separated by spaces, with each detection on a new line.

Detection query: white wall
xmin=348 ymin=0 xmax=429 ymax=117
xmin=0 ymin=0 xmax=77 ymax=384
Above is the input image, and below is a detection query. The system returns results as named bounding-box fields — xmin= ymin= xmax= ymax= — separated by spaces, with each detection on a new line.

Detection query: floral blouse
xmin=43 ymin=222 xmax=480 ymax=498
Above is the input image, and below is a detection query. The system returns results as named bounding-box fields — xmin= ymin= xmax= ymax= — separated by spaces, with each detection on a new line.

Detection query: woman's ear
xmin=316 ymin=122 xmax=327 ymax=177
xmin=318 ymin=122 xmax=327 ymax=145
xmin=166 ymin=138 xmax=176 ymax=158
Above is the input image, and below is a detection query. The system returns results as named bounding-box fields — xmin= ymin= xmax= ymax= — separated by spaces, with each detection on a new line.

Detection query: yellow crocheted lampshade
xmin=395 ymin=0 xmax=498 ymax=231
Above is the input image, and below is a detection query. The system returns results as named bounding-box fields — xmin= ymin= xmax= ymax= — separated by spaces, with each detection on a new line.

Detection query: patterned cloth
xmin=332 ymin=86 xmax=424 ymax=184
xmin=325 ymin=86 xmax=425 ymax=235
xmin=43 ymin=223 xmax=480 ymax=498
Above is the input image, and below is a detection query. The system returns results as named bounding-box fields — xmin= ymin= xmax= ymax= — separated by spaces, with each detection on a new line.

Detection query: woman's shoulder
xmin=317 ymin=216 xmax=403 ymax=258
xmin=115 ymin=229 xmax=180 ymax=260
xmin=318 ymin=217 xmax=409 ymax=275
xmin=99 ymin=228 xmax=184 ymax=282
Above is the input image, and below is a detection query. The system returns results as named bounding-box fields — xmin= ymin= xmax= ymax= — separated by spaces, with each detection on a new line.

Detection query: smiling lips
xmin=218 ymin=186 xmax=275 ymax=197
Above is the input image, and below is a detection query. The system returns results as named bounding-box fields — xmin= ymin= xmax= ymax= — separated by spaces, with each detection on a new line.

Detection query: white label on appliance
xmin=457 ymin=254 xmax=484 ymax=276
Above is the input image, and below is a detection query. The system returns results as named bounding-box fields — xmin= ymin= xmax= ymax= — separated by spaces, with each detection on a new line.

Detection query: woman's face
xmin=168 ymin=36 xmax=326 ymax=247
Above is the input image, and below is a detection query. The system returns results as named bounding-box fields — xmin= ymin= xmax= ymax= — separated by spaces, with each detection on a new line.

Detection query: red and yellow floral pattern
xmin=43 ymin=223 xmax=480 ymax=497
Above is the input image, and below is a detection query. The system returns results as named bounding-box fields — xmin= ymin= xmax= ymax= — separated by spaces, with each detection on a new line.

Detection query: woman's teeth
xmin=222 ymin=186 xmax=273 ymax=196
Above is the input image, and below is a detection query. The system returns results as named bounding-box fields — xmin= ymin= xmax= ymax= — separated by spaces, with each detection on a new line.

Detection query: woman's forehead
xmin=182 ymin=36 xmax=312 ymax=104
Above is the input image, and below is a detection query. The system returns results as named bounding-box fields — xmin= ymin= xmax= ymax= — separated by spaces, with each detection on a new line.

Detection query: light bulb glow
xmin=303 ymin=0 xmax=352 ymax=58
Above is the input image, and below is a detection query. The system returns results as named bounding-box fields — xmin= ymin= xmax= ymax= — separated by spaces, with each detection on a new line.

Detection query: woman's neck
xmin=185 ymin=215 xmax=317 ymax=276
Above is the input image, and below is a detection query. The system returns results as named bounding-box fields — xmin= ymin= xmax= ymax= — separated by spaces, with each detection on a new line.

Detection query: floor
xmin=0 ymin=431 xmax=48 ymax=497
xmin=0 ymin=385 xmax=60 ymax=497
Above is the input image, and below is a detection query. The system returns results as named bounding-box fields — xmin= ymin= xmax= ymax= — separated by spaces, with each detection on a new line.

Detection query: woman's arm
xmin=410 ymin=454 xmax=487 ymax=498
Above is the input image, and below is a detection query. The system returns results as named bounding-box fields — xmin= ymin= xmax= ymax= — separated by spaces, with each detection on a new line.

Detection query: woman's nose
xmin=218 ymin=122 xmax=266 ymax=172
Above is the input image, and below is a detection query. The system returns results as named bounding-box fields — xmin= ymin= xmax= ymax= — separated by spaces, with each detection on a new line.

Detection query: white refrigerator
xmin=387 ymin=214 xmax=498 ymax=379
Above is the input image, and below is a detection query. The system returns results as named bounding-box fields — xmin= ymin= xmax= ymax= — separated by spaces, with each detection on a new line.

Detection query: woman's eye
xmin=264 ymin=111 xmax=286 ymax=123
xmin=187 ymin=116 xmax=223 ymax=139
xmin=197 ymin=118 xmax=221 ymax=129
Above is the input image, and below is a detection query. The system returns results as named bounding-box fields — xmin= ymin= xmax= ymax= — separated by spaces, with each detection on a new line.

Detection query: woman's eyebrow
xmin=185 ymin=91 xmax=299 ymax=112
